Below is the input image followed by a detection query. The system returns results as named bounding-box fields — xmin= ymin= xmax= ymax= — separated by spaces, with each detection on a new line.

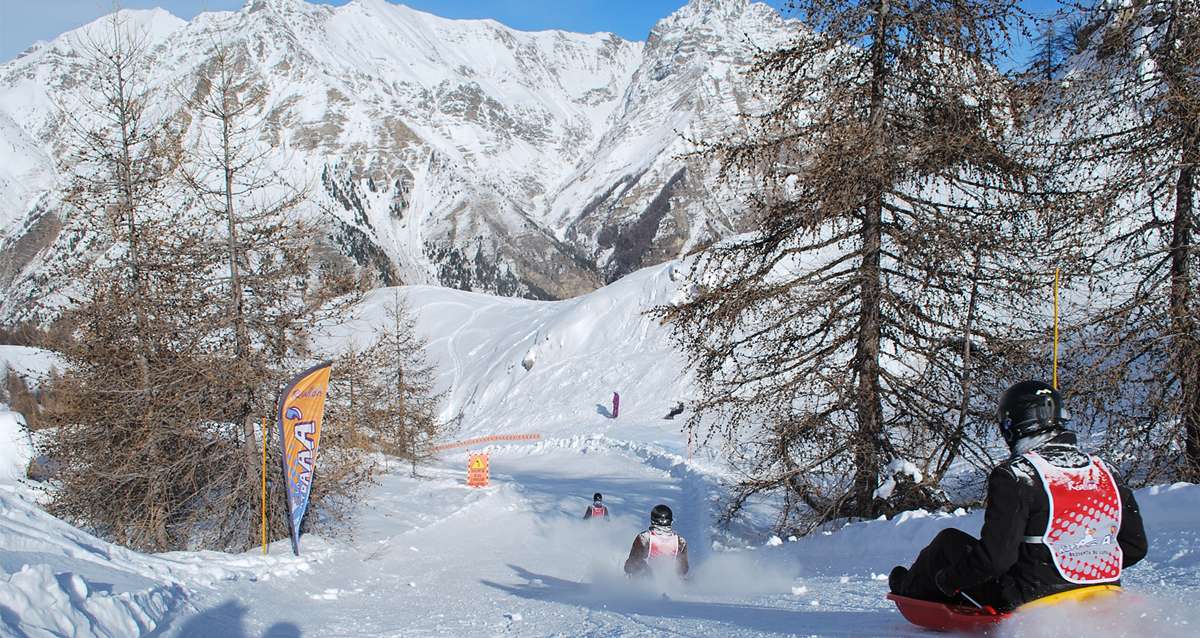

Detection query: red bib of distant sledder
xmin=647 ymin=530 xmax=679 ymax=559
xmin=1023 ymin=451 xmax=1123 ymax=584
xmin=591 ymin=505 xmax=606 ymax=518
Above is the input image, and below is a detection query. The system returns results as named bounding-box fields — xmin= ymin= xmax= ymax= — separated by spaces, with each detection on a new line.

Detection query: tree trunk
xmin=851 ymin=0 xmax=889 ymax=518
xmin=936 ymin=250 xmax=982 ymax=481
xmin=1173 ymin=131 xmax=1198 ymax=479
xmin=213 ymin=75 xmax=259 ymax=543
xmin=223 ymin=100 xmax=248 ymax=361
xmin=112 ymin=50 xmax=151 ymax=389
xmin=1162 ymin=1 xmax=1200 ymax=480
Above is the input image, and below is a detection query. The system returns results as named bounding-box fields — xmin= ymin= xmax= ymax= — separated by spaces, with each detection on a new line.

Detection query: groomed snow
xmin=2 ymin=261 xmax=1198 ymax=637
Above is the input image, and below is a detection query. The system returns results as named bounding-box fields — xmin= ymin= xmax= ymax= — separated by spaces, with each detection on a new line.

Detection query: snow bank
xmin=0 ymin=407 xmax=33 ymax=485
xmin=0 ymin=488 xmax=186 ymax=637
xmin=0 ymin=564 xmax=183 ymax=638
xmin=0 ymin=475 xmax=324 ymax=637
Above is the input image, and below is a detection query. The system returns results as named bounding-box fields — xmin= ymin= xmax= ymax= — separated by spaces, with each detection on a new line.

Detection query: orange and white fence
xmin=432 ymin=433 xmax=541 ymax=453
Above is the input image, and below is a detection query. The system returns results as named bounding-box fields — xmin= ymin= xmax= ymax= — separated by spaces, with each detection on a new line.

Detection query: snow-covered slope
xmin=2 ymin=259 xmax=1198 ymax=637
xmin=0 ymin=345 xmax=63 ymax=387
xmin=319 ymin=259 xmax=694 ymax=441
xmin=0 ymin=0 xmax=797 ymax=317
xmin=3 ymin=423 xmax=1197 ymax=636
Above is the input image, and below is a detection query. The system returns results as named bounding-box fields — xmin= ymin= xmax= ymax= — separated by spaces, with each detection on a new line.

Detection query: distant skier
xmin=612 ymin=392 xmax=620 ymax=419
xmin=583 ymin=493 xmax=610 ymax=520
xmin=624 ymin=504 xmax=688 ymax=578
xmin=888 ymin=380 xmax=1147 ymax=611
xmin=664 ymin=402 xmax=685 ymax=420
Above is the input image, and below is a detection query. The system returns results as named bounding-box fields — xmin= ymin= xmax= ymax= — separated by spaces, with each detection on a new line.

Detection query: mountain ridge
xmin=0 ymin=0 xmax=797 ymax=318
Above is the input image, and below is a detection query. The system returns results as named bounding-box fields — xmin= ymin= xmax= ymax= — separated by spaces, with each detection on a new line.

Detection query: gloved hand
xmin=934 ymin=569 xmax=958 ymax=597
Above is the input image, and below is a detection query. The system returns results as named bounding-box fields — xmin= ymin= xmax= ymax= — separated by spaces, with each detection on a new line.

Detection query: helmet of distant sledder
xmin=997 ymin=380 xmax=1069 ymax=449
xmin=650 ymin=504 xmax=673 ymax=527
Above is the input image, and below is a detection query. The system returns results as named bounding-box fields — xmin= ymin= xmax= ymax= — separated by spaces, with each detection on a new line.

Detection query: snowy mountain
xmin=0 ymin=0 xmax=796 ymax=317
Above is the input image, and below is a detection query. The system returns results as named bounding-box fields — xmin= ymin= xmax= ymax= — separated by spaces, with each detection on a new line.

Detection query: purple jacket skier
xmin=612 ymin=392 xmax=620 ymax=419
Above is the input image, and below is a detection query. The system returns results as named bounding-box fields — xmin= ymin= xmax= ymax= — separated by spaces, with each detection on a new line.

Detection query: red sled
xmin=886 ymin=593 xmax=1007 ymax=633
xmin=887 ymin=585 xmax=1121 ymax=633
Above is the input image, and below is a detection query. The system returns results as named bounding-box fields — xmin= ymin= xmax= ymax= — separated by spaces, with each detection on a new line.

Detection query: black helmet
xmin=593 ymin=492 xmax=602 ymax=502
xmin=997 ymin=380 xmax=1068 ymax=448
xmin=650 ymin=504 xmax=673 ymax=526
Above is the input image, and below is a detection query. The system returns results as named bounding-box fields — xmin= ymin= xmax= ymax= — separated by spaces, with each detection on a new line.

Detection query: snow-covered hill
xmin=0 ymin=0 xmax=797 ymax=318
xmin=318 ymin=259 xmax=694 ymax=441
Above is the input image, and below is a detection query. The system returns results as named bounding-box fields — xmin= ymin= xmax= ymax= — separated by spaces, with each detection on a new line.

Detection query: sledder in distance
xmin=887 ymin=380 xmax=1148 ymax=633
xmin=583 ymin=493 xmax=610 ymax=520
xmin=624 ymin=504 xmax=689 ymax=580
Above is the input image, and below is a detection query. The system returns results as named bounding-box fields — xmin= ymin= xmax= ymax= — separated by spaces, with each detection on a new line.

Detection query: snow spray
xmin=998 ymin=592 xmax=1199 ymax=638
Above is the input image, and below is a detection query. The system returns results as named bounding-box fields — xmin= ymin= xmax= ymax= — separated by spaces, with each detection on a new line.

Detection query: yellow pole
xmin=261 ymin=416 xmax=268 ymax=555
xmin=1052 ymin=267 xmax=1060 ymax=390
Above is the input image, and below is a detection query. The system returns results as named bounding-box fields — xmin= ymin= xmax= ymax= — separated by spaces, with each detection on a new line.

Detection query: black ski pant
xmin=896 ymin=528 xmax=1008 ymax=609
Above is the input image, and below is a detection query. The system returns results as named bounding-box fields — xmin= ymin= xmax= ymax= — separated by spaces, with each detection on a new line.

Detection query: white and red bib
xmin=591 ymin=505 xmax=606 ymax=518
xmin=1023 ymin=451 xmax=1123 ymax=584
xmin=647 ymin=530 xmax=680 ymax=559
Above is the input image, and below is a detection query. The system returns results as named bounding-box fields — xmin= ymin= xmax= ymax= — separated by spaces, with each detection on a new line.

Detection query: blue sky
xmin=1 ymin=0 xmax=1063 ymax=66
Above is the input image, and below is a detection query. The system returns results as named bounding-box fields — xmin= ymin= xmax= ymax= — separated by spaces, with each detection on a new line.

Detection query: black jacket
xmin=942 ymin=431 xmax=1148 ymax=607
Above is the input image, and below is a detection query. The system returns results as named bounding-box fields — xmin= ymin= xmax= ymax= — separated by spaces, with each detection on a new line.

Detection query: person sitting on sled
xmin=889 ymin=380 xmax=1148 ymax=611
xmin=583 ymin=492 xmax=610 ymax=520
xmin=624 ymin=504 xmax=689 ymax=578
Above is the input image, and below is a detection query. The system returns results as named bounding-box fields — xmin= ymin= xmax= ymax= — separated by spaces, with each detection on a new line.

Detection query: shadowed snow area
xmin=2 ymin=261 xmax=1199 ymax=637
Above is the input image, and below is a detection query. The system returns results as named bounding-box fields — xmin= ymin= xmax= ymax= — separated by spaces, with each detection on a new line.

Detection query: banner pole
xmin=261 ymin=416 xmax=268 ymax=555
xmin=1052 ymin=267 xmax=1060 ymax=390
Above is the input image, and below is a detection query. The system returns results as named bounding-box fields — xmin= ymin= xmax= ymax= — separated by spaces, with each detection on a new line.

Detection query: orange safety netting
xmin=432 ymin=433 xmax=542 ymax=452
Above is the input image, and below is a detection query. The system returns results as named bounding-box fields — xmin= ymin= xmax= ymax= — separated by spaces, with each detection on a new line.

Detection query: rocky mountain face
xmin=0 ymin=0 xmax=796 ymax=315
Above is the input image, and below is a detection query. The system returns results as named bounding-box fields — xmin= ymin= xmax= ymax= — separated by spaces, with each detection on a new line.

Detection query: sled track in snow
xmin=465 ymin=434 xmax=731 ymax=557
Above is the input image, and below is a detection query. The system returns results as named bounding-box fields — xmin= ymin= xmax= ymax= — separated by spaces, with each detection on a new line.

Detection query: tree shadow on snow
xmin=167 ymin=600 xmax=302 ymax=638
xmin=481 ymin=564 xmax=904 ymax=637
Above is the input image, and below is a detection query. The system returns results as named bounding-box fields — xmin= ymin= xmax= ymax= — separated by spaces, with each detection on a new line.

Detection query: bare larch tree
xmin=657 ymin=0 xmax=1053 ymax=532
xmin=180 ymin=42 xmax=371 ymax=546
xmin=40 ymin=25 xmax=371 ymax=551
xmin=1037 ymin=0 xmax=1199 ymax=481
xmin=330 ymin=291 xmax=451 ymax=477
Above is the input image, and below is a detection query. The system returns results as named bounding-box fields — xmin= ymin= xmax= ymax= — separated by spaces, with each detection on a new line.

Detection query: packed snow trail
xmin=143 ymin=438 xmax=1200 ymax=638
xmin=154 ymin=440 xmax=908 ymax=638
xmin=3 ymin=405 xmax=1200 ymax=636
